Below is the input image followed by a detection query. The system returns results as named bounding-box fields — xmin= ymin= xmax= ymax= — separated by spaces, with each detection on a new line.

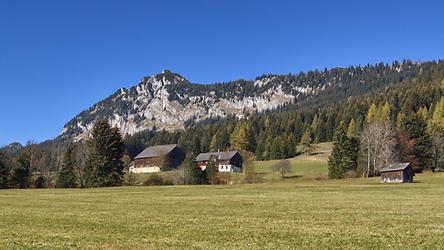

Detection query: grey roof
xmin=135 ymin=144 xmax=177 ymax=159
xmin=195 ymin=151 xmax=239 ymax=162
xmin=380 ymin=162 xmax=411 ymax=173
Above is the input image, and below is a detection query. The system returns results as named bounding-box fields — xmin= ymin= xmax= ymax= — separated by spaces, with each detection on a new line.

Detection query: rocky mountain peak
xmin=60 ymin=61 xmax=421 ymax=141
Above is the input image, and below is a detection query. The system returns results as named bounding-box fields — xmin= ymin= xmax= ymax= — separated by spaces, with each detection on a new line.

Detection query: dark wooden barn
xmin=130 ymin=144 xmax=185 ymax=173
xmin=380 ymin=163 xmax=413 ymax=183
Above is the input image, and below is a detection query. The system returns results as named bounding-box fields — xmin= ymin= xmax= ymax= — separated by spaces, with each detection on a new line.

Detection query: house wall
xmin=381 ymin=171 xmax=404 ymax=183
xmin=197 ymin=161 xmax=242 ymax=173
xmin=129 ymin=166 xmax=161 ymax=174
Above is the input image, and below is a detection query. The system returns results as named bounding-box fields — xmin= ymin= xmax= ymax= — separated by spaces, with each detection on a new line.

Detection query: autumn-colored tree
xmin=367 ymin=103 xmax=377 ymax=123
xmin=347 ymin=118 xmax=357 ymax=138
xmin=299 ymin=128 xmax=313 ymax=154
xmin=230 ymin=123 xmax=249 ymax=151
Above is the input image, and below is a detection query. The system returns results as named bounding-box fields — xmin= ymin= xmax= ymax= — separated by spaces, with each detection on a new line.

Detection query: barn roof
xmin=380 ymin=162 xmax=411 ymax=173
xmin=195 ymin=151 xmax=239 ymax=162
xmin=135 ymin=144 xmax=178 ymax=159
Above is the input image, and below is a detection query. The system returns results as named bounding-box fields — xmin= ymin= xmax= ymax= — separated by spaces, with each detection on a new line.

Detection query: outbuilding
xmin=380 ymin=162 xmax=413 ymax=183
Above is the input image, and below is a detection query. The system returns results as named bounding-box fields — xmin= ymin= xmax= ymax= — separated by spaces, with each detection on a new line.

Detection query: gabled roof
xmin=380 ymin=162 xmax=411 ymax=173
xmin=135 ymin=144 xmax=178 ymax=159
xmin=195 ymin=151 xmax=239 ymax=162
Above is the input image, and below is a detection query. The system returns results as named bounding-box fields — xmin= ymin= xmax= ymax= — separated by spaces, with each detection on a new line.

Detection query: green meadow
xmin=1 ymin=142 xmax=444 ymax=249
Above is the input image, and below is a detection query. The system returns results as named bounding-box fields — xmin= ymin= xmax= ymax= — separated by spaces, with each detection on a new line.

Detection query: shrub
xmin=35 ymin=175 xmax=47 ymax=188
xmin=143 ymin=173 xmax=172 ymax=186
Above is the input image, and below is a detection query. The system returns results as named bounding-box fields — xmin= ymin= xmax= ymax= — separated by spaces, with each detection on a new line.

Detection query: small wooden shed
xmin=380 ymin=163 xmax=413 ymax=183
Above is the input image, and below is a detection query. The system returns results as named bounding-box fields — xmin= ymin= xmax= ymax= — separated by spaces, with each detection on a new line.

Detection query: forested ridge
xmin=1 ymin=59 xmax=444 ymax=187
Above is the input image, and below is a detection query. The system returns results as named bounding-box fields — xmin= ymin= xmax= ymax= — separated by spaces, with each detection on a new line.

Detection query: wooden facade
xmin=131 ymin=144 xmax=185 ymax=173
xmin=380 ymin=163 xmax=413 ymax=183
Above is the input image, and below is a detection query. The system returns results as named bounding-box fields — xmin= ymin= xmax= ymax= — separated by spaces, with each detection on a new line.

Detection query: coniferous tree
xmin=0 ymin=153 xmax=10 ymax=188
xmin=299 ymin=128 xmax=313 ymax=154
xmin=84 ymin=119 xmax=125 ymax=187
xmin=210 ymin=134 xmax=218 ymax=152
xmin=347 ymin=118 xmax=357 ymax=138
xmin=430 ymin=97 xmax=444 ymax=133
xmin=402 ymin=114 xmax=433 ymax=172
xmin=328 ymin=122 xmax=356 ymax=179
xmin=57 ymin=143 xmax=77 ymax=188
xmin=11 ymin=149 xmax=32 ymax=188
xmin=205 ymin=157 xmax=218 ymax=185
xmin=367 ymin=103 xmax=377 ymax=123
xmin=380 ymin=101 xmax=391 ymax=125
xmin=230 ymin=123 xmax=249 ymax=151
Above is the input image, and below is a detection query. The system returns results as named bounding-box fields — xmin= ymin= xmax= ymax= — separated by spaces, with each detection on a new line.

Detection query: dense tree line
xmin=1 ymin=60 xmax=444 ymax=187
xmin=0 ymin=119 xmax=126 ymax=188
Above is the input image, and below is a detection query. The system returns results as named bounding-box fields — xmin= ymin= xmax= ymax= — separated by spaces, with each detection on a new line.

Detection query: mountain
xmin=61 ymin=61 xmax=429 ymax=141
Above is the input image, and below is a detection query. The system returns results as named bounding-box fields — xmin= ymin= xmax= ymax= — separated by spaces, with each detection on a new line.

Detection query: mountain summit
xmin=60 ymin=62 xmax=423 ymax=141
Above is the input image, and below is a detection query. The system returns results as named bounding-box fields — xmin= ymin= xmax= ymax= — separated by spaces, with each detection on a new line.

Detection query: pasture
xmin=2 ymin=176 xmax=444 ymax=249
xmin=1 ymin=143 xmax=444 ymax=249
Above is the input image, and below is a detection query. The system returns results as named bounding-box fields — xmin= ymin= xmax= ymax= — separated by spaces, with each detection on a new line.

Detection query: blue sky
xmin=1 ymin=0 xmax=443 ymax=146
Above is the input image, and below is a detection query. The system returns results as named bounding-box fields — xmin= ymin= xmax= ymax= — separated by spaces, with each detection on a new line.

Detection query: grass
xmin=254 ymin=142 xmax=332 ymax=181
xmin=1 ymin=174 xmax=444 ymax=249
xmin=2 ymin=143 xmax=444 ymax=249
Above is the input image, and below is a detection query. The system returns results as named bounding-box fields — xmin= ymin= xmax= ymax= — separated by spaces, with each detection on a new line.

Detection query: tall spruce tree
xmin=84 ymin=119 xmax=125 ymax=187
xmin=299 ymin=128 xmax=313 ymax=154
xmin=328 ymin=122 xmax=356 ymax=179
xmin=11 ymin=148 xmax=32 ymax=188
xmin=402 ymin=114 xmax=433 ymax=172
xmin=0 ymin=153 xmax=10 ymax=188
xmin=57 ymin=143 xmax=77 ymax=188
xmin=210 ymin=134 xmax=218 ymax=152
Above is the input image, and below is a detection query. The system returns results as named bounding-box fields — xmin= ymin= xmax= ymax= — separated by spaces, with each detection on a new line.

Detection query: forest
xmin=1 ymin=60 xmax=444 ymax=188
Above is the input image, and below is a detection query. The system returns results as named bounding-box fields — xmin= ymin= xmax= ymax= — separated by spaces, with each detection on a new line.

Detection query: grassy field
xmin=254 ymin=142 xmax=332 ymax=181
xmin=1 ymin=143 xmax=444 ymax=249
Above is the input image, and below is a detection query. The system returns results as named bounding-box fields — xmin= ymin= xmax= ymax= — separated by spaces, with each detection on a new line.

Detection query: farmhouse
xmin=130 ymin=144 xmax=185 ymax=173
xmin=380 ymin=162 xmax=413 ymax=183
xmin=195 ymin=151 xmax=243 ymax=172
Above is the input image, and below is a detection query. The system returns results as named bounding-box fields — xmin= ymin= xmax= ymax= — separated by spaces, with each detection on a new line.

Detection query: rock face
xmin=61 ymin=63 xmax=419 ymax=141
xmin=62 ymin=70 xmax=302 ymax=141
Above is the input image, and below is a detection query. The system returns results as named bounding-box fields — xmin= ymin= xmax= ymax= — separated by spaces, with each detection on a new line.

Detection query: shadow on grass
xmin=283 ymin=175 xmax=303 ymax=179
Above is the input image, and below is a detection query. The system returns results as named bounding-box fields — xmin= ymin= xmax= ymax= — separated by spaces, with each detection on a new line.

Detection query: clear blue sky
xmin=1 ymin=0 xmax=443 ymax=146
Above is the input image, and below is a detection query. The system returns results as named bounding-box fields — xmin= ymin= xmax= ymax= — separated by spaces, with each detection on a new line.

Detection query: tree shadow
xmin=283 ymin=175 xmax=303 ymax=179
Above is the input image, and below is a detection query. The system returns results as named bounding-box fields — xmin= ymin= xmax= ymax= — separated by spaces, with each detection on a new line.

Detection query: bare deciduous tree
xmin=271 ymin=159 xmax=291 ymax=178
xmin=361 ymin=122 xmax=398 ymax=177
xmin=74 ymin=142 xmax=88 ymax=188
xmin=431 ymin=133 xmax=444 ymax=172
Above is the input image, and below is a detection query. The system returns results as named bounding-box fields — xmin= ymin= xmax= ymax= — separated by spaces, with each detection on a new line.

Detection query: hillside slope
xmin=61 ymin=61 xmax=429 ymax=141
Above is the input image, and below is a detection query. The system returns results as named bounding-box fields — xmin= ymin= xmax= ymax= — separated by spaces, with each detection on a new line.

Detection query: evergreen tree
xmin=57 ymin=143 xmax=78 ymax=188
xmin=84 ymin=119 xmax=125 ymax=187
xmin=11 ymin=149 xmax=32 ymax=188
xmin=311 ymin=114 xmax=320 ymax=143
xmin=209 ymin=134 xmax=218 ymax=152
xmin=205 ymin=157 xmax=218 ymax=185
xmin=299 ymin=128 xmax=313 ymax=154
xmin=402 ymin=114 xmax=433 ymax=172
xmin=328 ymin=122 xmax=356 ymax=179
xmin=0 ymin=153 xmax=10 ymax=188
